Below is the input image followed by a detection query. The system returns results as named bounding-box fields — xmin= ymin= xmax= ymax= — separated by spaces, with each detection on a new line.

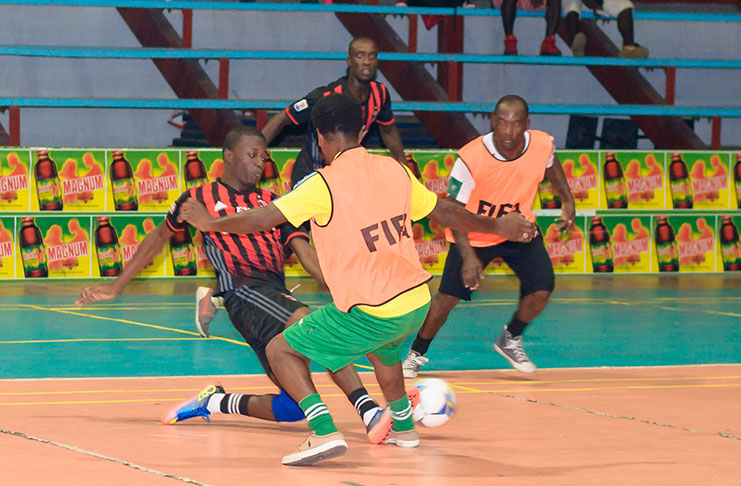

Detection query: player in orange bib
xmin=403 ymin=94 xmax=575 ymax=377
xmin=178 ymin=94 xmax=537 ymax=466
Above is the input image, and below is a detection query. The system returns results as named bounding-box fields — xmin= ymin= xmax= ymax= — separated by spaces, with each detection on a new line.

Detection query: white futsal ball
xmin=411 ymin=378 xmax=456 ymax=428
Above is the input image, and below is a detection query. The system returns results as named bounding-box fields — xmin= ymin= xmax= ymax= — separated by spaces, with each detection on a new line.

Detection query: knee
xmin=529 ymin=290 xmax=552 ymax=308
xmin=266 ymin=333 xmax=288 ymax=361
xmin=432 ymin=292 xmax=460 ymax=314
xmin=272 ymin=390 xmax=304 ymax=423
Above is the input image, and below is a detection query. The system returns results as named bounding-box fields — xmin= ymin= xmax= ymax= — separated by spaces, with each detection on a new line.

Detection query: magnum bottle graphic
xmin=734 ymin=153 xmax=741 ymax=209
xmin=655 ymin=216 xmax=679 ymax=272
xmin=34 ymin=150 xmax=63 ymax=210
xmin=170 ymin=229 xmax=197 ymax=276
xmin=184 ymin=151 xmax=208 ymax=188
xmin=719 ymin=216 xmax=740 ymax=271
xmin=538 ymin=180 xmax=561 ymax=209
xmin=603 ymin=152 xmax=628 ymax=209
xmin=95 ymin=216 xmax=122 ymax=276
xmin=19 ymin=217 xmax=48 ymax=278
xmin=404 ymin=153 xmax=423 ymax=181
xmin=589 ymin=216 xmax=613 ymax=272
xmin=669 ymin=152 xmax=693 ymax=209
xmin=110 ymin=151 xmax=138 ymax=211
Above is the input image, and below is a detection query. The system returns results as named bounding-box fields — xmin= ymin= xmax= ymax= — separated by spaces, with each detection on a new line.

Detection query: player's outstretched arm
xmin=179 ymin=198 xmax=287 ymax=235
xmin=261 ymin=110 xmax=291 ymax=147
xmin=75 ymin=223 xmax=172 ymax=307
xmin=289 ymin=237 xmax=326 ymax=288
xmin=428 ymin=198 xmax=537 ymax=243
xmin=545 ymin=156 xmax=576 ymax=232
xmin=378 ymin=123 xmax=407 ymax=165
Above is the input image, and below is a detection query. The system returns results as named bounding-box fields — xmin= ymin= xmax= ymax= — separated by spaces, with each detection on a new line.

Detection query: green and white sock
xmin=389 ymin=395 xmax=415 ymax=432
xmin=299 ymin=393 xmax=338 ymax=436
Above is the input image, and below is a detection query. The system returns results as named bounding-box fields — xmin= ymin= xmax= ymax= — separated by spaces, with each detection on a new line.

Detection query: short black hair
xmin=348 ymin=36 xmax=377 ymax=55
xmin=222 ymin=125 xmax=265 ymax=152
xmin=311 ymin=93 xmax=364 ymax=139
xmin=494 ymin=94 xmax=529 ymax=118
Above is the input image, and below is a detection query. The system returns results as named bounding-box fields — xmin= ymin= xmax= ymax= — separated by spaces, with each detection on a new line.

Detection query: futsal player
xmin=178 ymin=94 xmax=537 ymax=466
xmin=262 ymin=36 xmax=407 ymax=187
xmin=402 ymin=94 xmax=575 ymax=378
xmin=76 ymin=125 xmax=396 ymax=444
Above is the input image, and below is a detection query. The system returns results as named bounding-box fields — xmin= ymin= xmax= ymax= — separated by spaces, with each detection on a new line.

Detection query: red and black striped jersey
xmin=166 ymin=179 xmax=308 ymax=290
xmin=285 ymin=77 xmax=395 ymax=167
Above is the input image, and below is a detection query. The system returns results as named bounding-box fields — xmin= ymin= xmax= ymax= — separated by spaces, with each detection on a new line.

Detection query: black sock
xmin=348 ymin=387 xmax=379 ymax=424
xmin=218 ymin=393 xmax=252 ymax=415
xmin=411 ymin=335 xmax=433 ymax=355
xmin=506 ymin=315 xmax=529 ymax=337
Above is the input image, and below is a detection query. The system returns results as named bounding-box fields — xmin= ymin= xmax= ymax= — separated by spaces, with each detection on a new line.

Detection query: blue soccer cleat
xmin=161 ymin=382 xmax=224 ymax=425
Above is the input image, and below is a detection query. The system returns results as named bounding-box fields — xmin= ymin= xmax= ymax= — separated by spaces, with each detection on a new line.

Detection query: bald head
xmin=348 ymin=36 xmax=377 ymax=55
xmin=494 ymin=94 xmax=529 ymax=119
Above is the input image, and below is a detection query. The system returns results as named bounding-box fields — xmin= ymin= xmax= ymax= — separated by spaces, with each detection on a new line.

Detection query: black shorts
xmin=438 ymin=233 xmax=555 ymax=301
xmin=224 ymin=284 xmax=306 ymax=375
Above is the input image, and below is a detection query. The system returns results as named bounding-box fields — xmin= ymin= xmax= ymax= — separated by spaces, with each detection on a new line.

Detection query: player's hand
xmin=179 ymin=198 xmax=213 ymax=231
xmin=461 ymin=256 xmax=484 ymax=290
xmin=76 ymin=283 xmax=118 ymax=307
xmin=497 ymin=213 xmax=537 ymax=243
xmin=556 ymin=204 xmax=576 ymax=233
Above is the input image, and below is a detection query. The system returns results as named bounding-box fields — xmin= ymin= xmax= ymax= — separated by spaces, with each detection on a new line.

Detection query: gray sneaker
xmin=281 ymin=431 xmax=347 ymax=466
xmin=402 ymin=350 xmax=429 ymax=379
xmin=385 ymin=428 xmax=420 ymax=448
xmin=493 ymin=326 xmax=536 ymax=373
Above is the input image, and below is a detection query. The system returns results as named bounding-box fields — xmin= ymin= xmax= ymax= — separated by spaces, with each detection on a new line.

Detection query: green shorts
xmin=282 ymin=302 xmax=430 ymax=372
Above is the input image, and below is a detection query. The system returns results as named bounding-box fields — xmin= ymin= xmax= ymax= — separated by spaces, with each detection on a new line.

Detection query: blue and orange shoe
xmin=366 ymin=385 xmax=422 ymax=444
xmin=366 ymin=407 xmax=392 ymax=444
xmin=161 ymin=382 xmax=224 ymax=425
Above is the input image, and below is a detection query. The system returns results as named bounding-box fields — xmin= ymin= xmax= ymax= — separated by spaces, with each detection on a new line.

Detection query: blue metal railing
xmin=1 ymin=0 xmax=740 ymax=23
xmin=1 ymin=45 xmax=739 ymax=69
xmin=2 ymin=98 xmax=739 ymax=117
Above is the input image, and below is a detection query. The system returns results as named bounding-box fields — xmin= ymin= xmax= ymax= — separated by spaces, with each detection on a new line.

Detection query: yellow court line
xmin=0 ymin=338 xmax=205 ymax=345
xmin=17 ymin=304 xmax=248 ymax=347
xmin=3 ymin=383 xmax=740 ymax=406
xmin=4 ymin=296 xmax=738 ymax=311
xmin=1 ymin=383 xmax=356 ymax=397
xmin=448 ymin=384 xmax=488 ymax=393
xmin=11 ymin=305 xmax=373 ymax=369
xmin=486 ymin=382 xmax=741 ymax=394
xmin=652 ymin=304 xmax=741 ymax=318
xmin=48 ymin=306 xmax=195 ymax=311
xmin=441 ymin=375 xmax=741 ymax=386
xmin=4 ymin=375 xmax=739 ymax=397
xmin=652 ymin=297 xmax=741 ymax=302
xmin=0 ymin=302 xmax=193 ymax=309
xmin=0 ymin=398 xmax=194 ymax=406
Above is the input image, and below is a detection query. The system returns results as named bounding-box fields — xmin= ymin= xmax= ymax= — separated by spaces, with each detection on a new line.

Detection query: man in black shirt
xmin=262 ymin=36 xmax=407 ymax=187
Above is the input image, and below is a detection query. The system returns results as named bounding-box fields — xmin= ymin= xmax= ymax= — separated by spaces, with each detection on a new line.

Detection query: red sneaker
xmin=540 ymin=35 xmax=562 ymax=56
xmin=504 ymin=34 xmax=518 ymax=55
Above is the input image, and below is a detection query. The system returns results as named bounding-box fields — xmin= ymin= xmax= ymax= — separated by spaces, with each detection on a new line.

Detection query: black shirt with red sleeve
xmin=285 ymin=76 xmax=395 ymax=183
xmin=166 ymin=179 xmax=309 ymax=292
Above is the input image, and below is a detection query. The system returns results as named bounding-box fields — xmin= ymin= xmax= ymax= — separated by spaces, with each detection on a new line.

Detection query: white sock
xmin=206 ymin=393 xmax=225 ymax=414
xmin=362 ymin=406 xmax=381 ymax=426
